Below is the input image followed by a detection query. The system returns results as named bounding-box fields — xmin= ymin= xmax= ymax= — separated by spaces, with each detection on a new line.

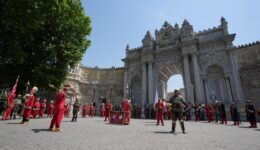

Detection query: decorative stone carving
xmin=155 ymin=21 xmax=180 ymax=45
xmin=180 ymin=19 xmax=194 ymax=41
xmin=142 ymin=31 xmax=154 ymax=48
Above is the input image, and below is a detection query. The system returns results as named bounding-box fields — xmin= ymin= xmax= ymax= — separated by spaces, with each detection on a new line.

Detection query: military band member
xmin=156 ymin=98 xmax=164 ymax=126
xmin=21 ymin=87 xmax=38 ymax=125
xmin=169 ymin=90 xmax=187 ymax=134
xmin=219 ymin=101 xmax=227 ymax=124
xmin=82 ymin=103 xmax=88 ymax=118
xmin=32 ymin=98 xmax=40 ymax=118
xmin=39 ymin=99 xmax=46 ymax=118
xmin=64 ymin=102 xmax=69 ymax=118
xmin=10 ymin=94 xmax=22 ymax=119
xmin=100 ymin=103 xmax=105 ymax=117
xmin=47 ymin=100 xmax=54 ymax=117
xmin=89 ymin=103 xmax=94 ymax=118
xmin=71 ymin=98 xmax=80 ymax=122
xmin=230 ymin=101 xmax=239 ymax=125
xmin=245 ymin=100 xmax=257 ymax=128
xmin=49 ymin=84 xmax=70 ymax=132
xmin=104 ymin=100 xmax=112 ymax=122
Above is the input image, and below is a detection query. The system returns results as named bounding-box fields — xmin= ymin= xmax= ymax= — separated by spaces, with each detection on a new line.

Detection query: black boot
xmin=180 ymin=122 xmax=186 ymax=134
xmin=171 ymin=122 xmax=176 ymax=134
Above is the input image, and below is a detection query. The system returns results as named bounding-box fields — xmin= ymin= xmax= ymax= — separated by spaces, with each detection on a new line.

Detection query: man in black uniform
xmin=245 ymin=99 xmax=257 ymax=128
xmin=71 ymin=98 xmax=80 ymax=122
xmin=169 ymin=90 xmax=187 ymax=134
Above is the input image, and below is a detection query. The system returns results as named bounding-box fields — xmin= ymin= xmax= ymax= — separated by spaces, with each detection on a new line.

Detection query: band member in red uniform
xmin=104 ymin=100 xmax=112 ymax=121
xmin=123 ymin=99 xmax=131 ymax=124
xmin=156 ymin=98 xmax=164 ymax=126
xmin=32 ymin=98 xmax=40 ymax=118
xmin=49 ymin=84 xmax=70 ymax=132
xmin=21 ymin=87 xmax=38 ymax=125
xmin=100 ymin=103 xmax=105 ymax=117
xmin=2 ymin=77 xmax=19 ymax=120
xmin=63 ymin=103 xmax=69 ymax=118
xmin=39 ymin=99 xmax=46 ymax=118
xmin=89 ymin=103 xmax=94 ymax=118
xmin=2 ymin=93 xmax=15 ymax=120
xmin=47 ymin=100 xmax=54 ymax=118
xmin=82 ymin=103 xmax=88 ymax=118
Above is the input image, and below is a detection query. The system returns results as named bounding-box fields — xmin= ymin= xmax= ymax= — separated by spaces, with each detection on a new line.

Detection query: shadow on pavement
xmin=62 ymin=120 xmax=73 ymax=122
xmin=254 ymin=129 xmax=260 ymax=131
xmin=239 ymin=126 xmax=251 ymax=128
xmin=154 ymin=131 xmax=173 ymax=134
xmin=5 ymin=122 xmax=22 ymax=125
xmin=145 ymin=124 xmax=157 ymax=126
xmin=31 ymin=129 xmax=51 ymax=133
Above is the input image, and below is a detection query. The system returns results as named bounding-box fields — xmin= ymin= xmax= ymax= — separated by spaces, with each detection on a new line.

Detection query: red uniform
xmin=104 ymin=102 xmax=112 ymax=121
xmin=2 ymin=93 xmax=15 ymax=120
xmin=123 ymin=101 xmax=131 ymax=124
xmin=156 ymin=101 xmax=164 ymax=126
xmin=32 ymin=100 xmax=40 ymax=118
xmin=39 ymin=101 xmax=46 ymax=118
xmin=205 ymin=104 xmax=214 ymax=122
xmin=100 ymin=105 xmax=105 ymax=117
xmin=89 ymin=104 xmax=94 ymax=118
xmin=47 ymin=102 xmax=54 ymax=117
xmin=22 ymin=95 xmax=35 ymax=120
xmin=64 ymin=103 xmax=69 ymax=117
xmin=82 ymin=104 xmax=88 ymax=118
xmin=49 ymin=91 xmax=66 ymax=129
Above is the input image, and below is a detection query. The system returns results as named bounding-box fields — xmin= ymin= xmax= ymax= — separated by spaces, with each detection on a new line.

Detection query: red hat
xmin=63 ymin=83 xmax=71 ymax=90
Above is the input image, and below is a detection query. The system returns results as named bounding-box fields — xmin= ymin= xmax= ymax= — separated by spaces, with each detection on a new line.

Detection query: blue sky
xmin=81 ymin=0 xmax=260 ymax=91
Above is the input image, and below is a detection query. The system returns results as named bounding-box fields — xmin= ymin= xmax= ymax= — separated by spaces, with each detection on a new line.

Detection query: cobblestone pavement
xmin=0 ymin=117 xmax=260 ymax=150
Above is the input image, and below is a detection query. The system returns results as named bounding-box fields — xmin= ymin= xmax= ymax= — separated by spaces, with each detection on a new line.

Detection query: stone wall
xmin=67 ymin=65 xmax=125 ymax=114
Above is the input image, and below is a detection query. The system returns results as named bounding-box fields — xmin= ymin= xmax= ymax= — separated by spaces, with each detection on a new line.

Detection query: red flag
xmin=7 ymin=76 xmax=19 ymax=106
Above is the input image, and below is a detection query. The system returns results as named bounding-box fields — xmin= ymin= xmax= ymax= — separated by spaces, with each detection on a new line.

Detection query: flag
xmin=7 ymin=76 xmax=19 ymax=105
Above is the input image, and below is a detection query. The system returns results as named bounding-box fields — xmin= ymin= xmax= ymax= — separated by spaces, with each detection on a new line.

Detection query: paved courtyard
xmin=0 ymin=117 xmax=260 ymax=150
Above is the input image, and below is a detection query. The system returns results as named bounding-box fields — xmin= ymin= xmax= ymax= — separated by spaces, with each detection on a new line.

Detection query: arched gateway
xmin=122 ymin=17 xmax=244 ymax=109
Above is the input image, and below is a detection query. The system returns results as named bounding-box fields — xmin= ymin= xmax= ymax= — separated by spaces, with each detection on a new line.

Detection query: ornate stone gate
xmin=123 ymin=17 xmax=244 ymax=109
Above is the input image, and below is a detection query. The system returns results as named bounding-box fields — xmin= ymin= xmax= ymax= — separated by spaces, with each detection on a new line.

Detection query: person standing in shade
xmin=169 ymin=90 xmax=187 ymax=134
xmin=49 ymin=84 xmax=70 ymax=132
xmin=71 ymin=98 xmax=80 ymax=122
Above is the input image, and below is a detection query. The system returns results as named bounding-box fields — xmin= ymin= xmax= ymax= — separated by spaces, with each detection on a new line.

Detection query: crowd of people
xmin=0 ymin=82 xmax=259 ymax=133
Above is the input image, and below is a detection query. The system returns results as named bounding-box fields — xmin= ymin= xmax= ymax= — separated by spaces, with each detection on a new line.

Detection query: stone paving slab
xmin=0 ymin=117 xmax=260 ymax=150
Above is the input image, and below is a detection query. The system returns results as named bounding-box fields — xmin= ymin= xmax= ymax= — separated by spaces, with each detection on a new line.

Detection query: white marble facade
xmin=123 ymin=17 xmax=246 ymax=109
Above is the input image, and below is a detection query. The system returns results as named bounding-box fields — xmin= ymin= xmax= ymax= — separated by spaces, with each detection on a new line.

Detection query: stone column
xmin=148 ymin=62 xmax=153 ymax=105
xmin=183 ymin=54 xmax=194 ymax=103
xmin=228 ymin=51 xmax=244 ymax=101
xmin=225 ymin=77 xmax=233 ymax=103
xmin=124 ymin=69 xmax=128 ymax=98
xmin=192 ymin=53 xmax=204 ymax=103
xmin=203 ymin=79 xmax=210 ymax=104
xmin=141 ymin=62 xmax=147 ymax=118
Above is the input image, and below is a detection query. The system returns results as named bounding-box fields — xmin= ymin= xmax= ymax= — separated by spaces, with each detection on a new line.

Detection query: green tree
xmin=0 ymin=0 xmax=91 ymax=91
